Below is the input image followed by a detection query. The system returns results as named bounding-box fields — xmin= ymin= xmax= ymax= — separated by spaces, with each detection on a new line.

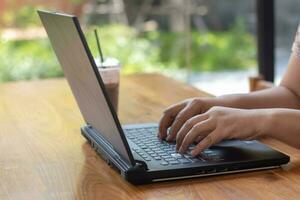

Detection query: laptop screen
xmin=38 ymin=10 xmax=134 ymax=165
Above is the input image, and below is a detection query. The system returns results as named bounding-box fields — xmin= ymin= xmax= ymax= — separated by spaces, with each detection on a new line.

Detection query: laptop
xmin=38 ymin=10 xmax=290 ymax=185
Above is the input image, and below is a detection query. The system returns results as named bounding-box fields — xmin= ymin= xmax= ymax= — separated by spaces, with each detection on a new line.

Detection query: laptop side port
xmin=206 ymin=168 xmax=217 ymax=173
xmin=197 ymin=170 xmax=206 ymax=175
xmin=217 ymin=168 xmax=228 ymax=172
xmin=94 ymin=145 xmax=121 ymax=174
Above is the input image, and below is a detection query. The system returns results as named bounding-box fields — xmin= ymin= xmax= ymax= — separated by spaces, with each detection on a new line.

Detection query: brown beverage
xmin=104 ymin=82 xmax=119 ymax=112
xmin=96 ymin=58 xmax=120 ymax=113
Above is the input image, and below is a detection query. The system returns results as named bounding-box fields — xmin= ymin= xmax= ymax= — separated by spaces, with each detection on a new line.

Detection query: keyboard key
xmin=171 ymin=153 xmax=183 ymax=158
xmin=160 ymin=161 xmax=169 ymax=166
xmin=135 ymin=149 xmax=141 ymax=153
xmin=183 ymin=153 xmax=192 ymax=159
xmin=203 ymin=149 xmax=213 ymax=154
xmin=158 ymin=152 xmax=168 ymax=156
xmin=162 ymin=155 xmax=171 ymax=159
xmin=165 ymin=158 xmax=176 ymax=161
xmin=170 ymin=160 xmax=180 ymax=165
xmin=154 ymin=156 xmax=162 ymax=160
xmin=178 ymin=158 xmax=191 ymax=164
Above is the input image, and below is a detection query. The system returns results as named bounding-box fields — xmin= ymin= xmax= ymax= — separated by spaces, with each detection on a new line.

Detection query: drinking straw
xmin=94 ymin=29 xmax=104 ymax=63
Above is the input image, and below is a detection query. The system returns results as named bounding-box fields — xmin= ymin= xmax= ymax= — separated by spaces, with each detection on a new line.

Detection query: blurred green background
xmin=0 ymin=1 xmax=256 ymax=82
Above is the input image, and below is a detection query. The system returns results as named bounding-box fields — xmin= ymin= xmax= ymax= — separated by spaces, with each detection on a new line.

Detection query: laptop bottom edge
xmin=151 ymin=165 xmax=280 ymax=182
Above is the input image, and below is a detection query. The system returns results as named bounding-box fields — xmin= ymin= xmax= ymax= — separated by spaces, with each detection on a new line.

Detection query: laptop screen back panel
xmin=38 ymin=11 xmax=134 ymax=165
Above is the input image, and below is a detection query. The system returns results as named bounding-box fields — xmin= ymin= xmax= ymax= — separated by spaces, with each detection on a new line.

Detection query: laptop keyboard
xmin=124 ymin=126 xmax=223 ymax=166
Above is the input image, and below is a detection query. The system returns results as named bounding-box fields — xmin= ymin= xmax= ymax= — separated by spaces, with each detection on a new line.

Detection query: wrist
xmin=249 ymin=109 xmax=275 ymax=137
xmin=200 ymin=94 xmax=243 ymax=111
xmin=199 ymin=97 xmax=219 ymax=112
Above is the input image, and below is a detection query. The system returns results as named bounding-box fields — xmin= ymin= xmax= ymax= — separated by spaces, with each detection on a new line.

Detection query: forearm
xmin=205 ymin=86 xmax=300 ymax=110
xmin=262 ymin=108 xmax=300 ymax=149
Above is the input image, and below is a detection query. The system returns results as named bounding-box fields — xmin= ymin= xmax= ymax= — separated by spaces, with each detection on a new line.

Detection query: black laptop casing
xmin=81 ymin=124 xmax=289 ymax=185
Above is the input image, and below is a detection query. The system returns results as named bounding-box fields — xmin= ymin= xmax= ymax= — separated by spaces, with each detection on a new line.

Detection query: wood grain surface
xmin=0 ymin=73 xmax=300 ymax=200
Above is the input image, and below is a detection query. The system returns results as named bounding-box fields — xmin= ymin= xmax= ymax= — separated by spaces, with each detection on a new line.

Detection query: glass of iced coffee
xmin=95 ymin=57 xmax=120 ymax=113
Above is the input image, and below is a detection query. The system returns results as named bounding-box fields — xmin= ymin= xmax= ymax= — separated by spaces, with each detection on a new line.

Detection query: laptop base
xmin=81 ymin=124 xmax=289 ymax=185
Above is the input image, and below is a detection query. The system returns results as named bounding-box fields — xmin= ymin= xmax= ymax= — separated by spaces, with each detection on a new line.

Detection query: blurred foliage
xmin=70 ymin=0 xmax=85 ymax=3
xmin=88 ymin=20 xmax=256 ymax=72
xmin=0 ymin=21 xmax=256 ymax=82
xmin=1 ymin=2 xmax=84 ymax=28
xmin=0 ymin=38 xmax=63 ymax=82
xmin=146 ymin=19 xmax=256 ymax=71
xmin=2 ymin=5 xmax=41 ymax=28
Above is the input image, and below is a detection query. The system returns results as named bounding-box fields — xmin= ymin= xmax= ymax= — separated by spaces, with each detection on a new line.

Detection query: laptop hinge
xmin=81 ymin=125 xmax=148 ymax=173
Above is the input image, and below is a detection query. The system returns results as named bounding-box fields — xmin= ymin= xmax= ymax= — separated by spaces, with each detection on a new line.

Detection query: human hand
xmin=158 ymin=98 xmax=214 ymax=142
xmin=175 ymin=106 xmax=265 ymax=156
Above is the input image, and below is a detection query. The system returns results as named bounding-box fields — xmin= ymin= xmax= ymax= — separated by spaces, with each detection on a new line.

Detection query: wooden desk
xmin=1 ymin=74 xmax=300 ymax=200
